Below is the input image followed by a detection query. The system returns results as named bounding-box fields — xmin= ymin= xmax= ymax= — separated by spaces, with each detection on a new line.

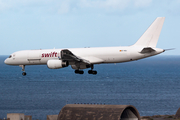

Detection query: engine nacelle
xmin=47 ymin=60 xmax=69 ymax=69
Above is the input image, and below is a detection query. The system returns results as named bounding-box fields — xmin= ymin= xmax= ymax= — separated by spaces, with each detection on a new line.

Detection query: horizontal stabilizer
xmin=140 ymin=47 xmax=155 ymax=53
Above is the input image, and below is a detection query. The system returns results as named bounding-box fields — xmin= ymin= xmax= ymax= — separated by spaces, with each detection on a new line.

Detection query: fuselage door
xmin=28 ymin=51 xmax=41 ymax=64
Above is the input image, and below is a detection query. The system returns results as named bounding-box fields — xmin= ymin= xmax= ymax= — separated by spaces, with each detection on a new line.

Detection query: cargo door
xmin=27 ymin=51 xmax=41 ymax=64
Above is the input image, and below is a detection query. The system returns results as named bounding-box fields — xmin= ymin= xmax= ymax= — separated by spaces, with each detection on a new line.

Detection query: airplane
xmin=4 ymin=17 xmax=166 ymax=76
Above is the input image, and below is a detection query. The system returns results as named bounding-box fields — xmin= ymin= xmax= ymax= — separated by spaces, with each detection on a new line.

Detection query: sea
xmin=0 ymin=55 xmax=180 ymax=120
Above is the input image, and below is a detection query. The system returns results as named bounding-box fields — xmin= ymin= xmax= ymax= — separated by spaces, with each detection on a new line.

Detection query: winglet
xmin=133 ymin=17 xmax=165 ymax=47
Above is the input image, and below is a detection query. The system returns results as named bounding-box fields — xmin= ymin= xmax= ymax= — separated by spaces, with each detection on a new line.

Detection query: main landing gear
xmin=88 ymin=64 xmax=97 ymax=75
xmin=75 ymin=70 xmax=84 ymax=74
xmin=20 ymin=65 xmax=26 ymax=76
xmin=74 ymin=70 xmax=97 ymax=75
xmin=74 ymin=64 xmax=97 ymax=75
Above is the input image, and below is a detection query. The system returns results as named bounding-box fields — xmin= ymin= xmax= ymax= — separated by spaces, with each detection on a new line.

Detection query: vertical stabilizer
xmin=133 ymin=17 xmax=165 ymax=47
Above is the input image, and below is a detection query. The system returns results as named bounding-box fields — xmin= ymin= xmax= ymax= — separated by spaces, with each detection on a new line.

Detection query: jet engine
xmin=47 ymin=60 xmax=69 ymax=69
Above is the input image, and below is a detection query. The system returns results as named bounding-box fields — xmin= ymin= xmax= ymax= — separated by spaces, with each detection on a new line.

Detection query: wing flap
xmin=80 ymin=56 xmax=104 ymax=64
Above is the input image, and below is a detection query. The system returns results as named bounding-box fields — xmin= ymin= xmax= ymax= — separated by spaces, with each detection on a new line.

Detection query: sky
xmin=0 ymin=0 xmax=180 ymax=55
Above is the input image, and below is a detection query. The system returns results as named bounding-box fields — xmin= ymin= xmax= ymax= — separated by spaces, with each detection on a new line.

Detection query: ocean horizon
xmin=0 ymin=55 xmax=180 ymax=120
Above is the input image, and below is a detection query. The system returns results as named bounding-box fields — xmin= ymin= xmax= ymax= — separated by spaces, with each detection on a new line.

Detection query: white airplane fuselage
xmin=4 ymin=46 xmax=164 ymax=66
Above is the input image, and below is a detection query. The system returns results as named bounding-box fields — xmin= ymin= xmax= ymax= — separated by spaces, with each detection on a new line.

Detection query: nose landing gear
xmin=20 ymin=65 xmax=26 ymax=76
xmin=22 ymin=72 xmax=26 ymax=76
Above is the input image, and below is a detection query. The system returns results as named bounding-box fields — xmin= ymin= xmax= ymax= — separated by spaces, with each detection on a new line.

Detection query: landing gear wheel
xmin=75 ymin=70 xmax=79 ymax=74
xmin=22 ymin=72 xmax=26 ymax=76
xmin=92 ymin=71 xmax=97 ymax=75
xmin=75 ymin=70 xmax=84 ymax=74
xmin=88 ymin=70 xmax=93 ymax=74
xmin=79 ymin=71 xmax=84 ymax=74
xmin=88 ymin=70 xmax=97 ymax=75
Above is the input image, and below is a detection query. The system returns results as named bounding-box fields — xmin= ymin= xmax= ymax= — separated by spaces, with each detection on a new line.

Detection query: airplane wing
xmin=61 ymin=49 xmax=104 ymax=65
xmin=60 ymin=49 xmax=91 ymax=64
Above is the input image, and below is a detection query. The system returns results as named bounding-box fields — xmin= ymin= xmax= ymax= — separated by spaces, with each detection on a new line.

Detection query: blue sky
xmin=0 ymin=0 xmax=180 ymax=55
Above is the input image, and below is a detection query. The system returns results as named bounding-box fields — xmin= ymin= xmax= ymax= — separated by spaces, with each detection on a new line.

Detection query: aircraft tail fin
xmin=133 ymin=17 xmax=165 ymax=47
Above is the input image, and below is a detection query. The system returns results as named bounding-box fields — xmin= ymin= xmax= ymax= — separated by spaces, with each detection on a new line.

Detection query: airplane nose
xmin=4 ymin=59 xmax=8 ymax=64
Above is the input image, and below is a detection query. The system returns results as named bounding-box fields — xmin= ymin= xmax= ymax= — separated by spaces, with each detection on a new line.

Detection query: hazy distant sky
xmin=0 ymin=0 xmax=180 ymax=55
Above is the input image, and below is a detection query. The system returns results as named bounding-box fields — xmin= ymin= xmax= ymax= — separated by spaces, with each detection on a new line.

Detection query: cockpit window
xmin=9 ymin=55 xmax=12 ymax=58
